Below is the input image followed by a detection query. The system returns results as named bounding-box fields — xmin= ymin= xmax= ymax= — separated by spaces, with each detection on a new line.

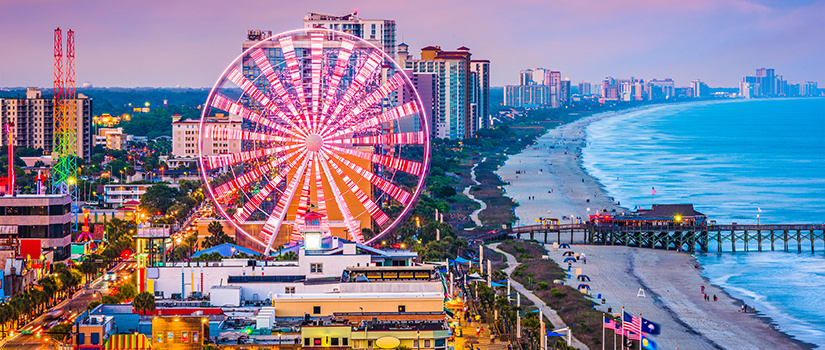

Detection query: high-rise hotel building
xmin=398 ymin=45 xmax=489 ymax=139
xmin=1 ymin=87 xmax=93 ymax=160
xmin=303 ymin=11 xmax=396 ymax=59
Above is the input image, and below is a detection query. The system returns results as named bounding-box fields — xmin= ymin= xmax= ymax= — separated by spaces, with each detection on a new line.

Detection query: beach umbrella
xmin=563 ymin=257 xmax=577 ymax=263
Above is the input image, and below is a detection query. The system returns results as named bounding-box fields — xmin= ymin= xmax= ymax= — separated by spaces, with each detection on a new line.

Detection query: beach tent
xmin=546 ymin=330 xmax=566 ymax=337
xmin=559 ymin=243 xmax=571 ymax=249
xmin=562 ymin=251 xmax=575 ymax=256
xmin=577 ymin=284 xmax=591 ymax=290
xmin=490 ymin=282 xmax=506 ymax=287
xmin=563 ymin=257 xmax=577 ymax=263
xmin=467 ymin=273 xmax=484 ymax=280
xmin=577 ymin=275 xmax=591 ymax=281
xmin=454 ymin=257 xmax=477 ymax=264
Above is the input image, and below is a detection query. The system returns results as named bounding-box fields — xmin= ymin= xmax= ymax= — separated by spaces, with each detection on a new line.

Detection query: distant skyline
xmin=1 ymin=0 xmax=823 ymax=88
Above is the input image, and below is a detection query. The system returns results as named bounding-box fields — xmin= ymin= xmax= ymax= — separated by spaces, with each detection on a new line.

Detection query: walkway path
xmin=453 ymin=309 xmax=509 ymax=350
xmin=463 ymin=158 xmax=487 ymax=230
xmin=488 ymin=243 xmax=589 ymax=350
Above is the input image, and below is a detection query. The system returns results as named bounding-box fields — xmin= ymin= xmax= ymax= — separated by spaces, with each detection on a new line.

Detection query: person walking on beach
xmin=714 ymin=294 xmax=718 ymax=301
xmin=701 ymin=285 xmax=705 ymax=294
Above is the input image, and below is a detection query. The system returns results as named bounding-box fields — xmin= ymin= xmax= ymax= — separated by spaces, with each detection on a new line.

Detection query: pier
xmin=466 ymin=223 xmax=825 ymax=253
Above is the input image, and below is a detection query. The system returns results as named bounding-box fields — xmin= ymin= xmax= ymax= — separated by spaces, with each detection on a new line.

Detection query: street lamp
xmin=416 ymin=330 xmax=420 ymax=350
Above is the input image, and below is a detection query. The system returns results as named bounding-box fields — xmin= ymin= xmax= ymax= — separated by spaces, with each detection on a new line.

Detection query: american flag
xmin=603 ymin=316 xmax=617 ymax=329
xmin=623 ymin=311 xmax=643 ymax=334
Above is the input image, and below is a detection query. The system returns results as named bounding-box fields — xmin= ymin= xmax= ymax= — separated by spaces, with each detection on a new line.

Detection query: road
xmin=1 ymin=261 xmax=134 ymax=350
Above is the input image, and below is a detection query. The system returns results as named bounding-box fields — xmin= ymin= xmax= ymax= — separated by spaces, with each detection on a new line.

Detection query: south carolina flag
xmin=642 ymin=335 xmax=657 ymax=350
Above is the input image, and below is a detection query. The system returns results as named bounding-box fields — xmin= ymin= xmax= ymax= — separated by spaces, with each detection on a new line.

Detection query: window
xmin=331 ymin=338 xmax=339 ymax=346
xmin=425 ymin=340 xmax=431 ymax=348
xmin=310 ymin=263 xmax=323 ymax=273
xmin=368 ymin=340 xmax=373 ymax=349
xmin=342 ymin=338 xmax=349 ymax=346
xmin=304 ymin=338 xmax=310 ymax=346
xmin=182 ymin=332 xmax=188 ymax=343
xmin=91 ymin=333 xmax=100 ymax=345
xmin=285 ymin=286 xmax=296 ymax=294
xmin=157 ymin=333 xmax=163 ymax=343
xmin=398 ymin=305 xmax=406 ymax=312
xmin=313 ymin=306 xmax=321 ymax=314
xmin=314 ymin=338 xmax=322 ymax=346
xmin=413 ymin=340 xmax=419 ymax=348
xmin=193 ymin=332 xmax=199 ymax=343
xmin=168 ymin=332 xmax=174 ymax=342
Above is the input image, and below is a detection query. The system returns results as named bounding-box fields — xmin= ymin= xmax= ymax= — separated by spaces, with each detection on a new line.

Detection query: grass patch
xmin=498 ymin=240 xmax=604 ymax=349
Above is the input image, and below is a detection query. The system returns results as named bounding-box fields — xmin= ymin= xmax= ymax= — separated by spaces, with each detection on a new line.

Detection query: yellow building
xmin=301 ymin=319 xmax=450 ymax=350
xmin=151 ymin=316 xmax=209 ymax=350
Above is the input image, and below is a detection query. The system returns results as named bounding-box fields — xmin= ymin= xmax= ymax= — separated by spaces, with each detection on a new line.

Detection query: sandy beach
xmin=545 ymin=245 xmax=810 ymax=350
xmin=497 ymin=106 xmax=813 ymax=349
xmin=498 ymin=108 xmax=645 ymax=225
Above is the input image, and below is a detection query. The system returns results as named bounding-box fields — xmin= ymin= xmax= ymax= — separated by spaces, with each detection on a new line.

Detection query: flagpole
xmin=639 ymin=313 xmax=643 ymax=350
xmin=621 ymin=306 xmax=625 ymax=350
xmin=602 ymin=312 xmax=606 ymax=350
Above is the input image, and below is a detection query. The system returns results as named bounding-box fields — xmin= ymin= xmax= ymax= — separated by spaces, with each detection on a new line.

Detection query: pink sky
xmin=0 ymin=0 xmax=823 ymax=88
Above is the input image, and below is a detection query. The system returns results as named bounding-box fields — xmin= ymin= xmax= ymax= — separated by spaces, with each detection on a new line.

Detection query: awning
xmin=104 ymin=334 xmax=152 ymax=350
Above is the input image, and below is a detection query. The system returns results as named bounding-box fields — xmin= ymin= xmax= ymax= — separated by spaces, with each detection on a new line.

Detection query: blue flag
xmin=642 ymin=317 xmax=661 ymax=335
xmin=641 ymin=335 xmax=657 ymax=350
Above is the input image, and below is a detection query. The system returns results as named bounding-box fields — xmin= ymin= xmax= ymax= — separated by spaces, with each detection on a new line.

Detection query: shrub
xmin=537 ymin=282 xmax=549 ymax=290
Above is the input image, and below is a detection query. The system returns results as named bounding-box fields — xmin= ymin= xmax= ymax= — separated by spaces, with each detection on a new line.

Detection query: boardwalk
xmin=474 ymin=223 xmax=825 ymax=253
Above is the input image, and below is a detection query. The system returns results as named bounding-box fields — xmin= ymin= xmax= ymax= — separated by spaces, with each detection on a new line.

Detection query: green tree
xmin=140 ymin=184 xmax=180 ymax=215
xmin=133 ymin=291 xmax=156 ymax=315
xmin=202 ymin=221 xmax=234 ymax=249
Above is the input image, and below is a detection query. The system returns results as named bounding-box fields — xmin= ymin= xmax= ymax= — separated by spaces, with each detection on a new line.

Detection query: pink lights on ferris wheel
xmin=199 ymin=28 xmax=430 ymax=253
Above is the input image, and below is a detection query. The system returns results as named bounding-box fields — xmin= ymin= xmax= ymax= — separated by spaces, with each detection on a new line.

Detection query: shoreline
xmin=497 ymin=102 xmax=817 ymax=348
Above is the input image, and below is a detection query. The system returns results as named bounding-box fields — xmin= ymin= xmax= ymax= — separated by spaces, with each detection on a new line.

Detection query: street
xmin=1 ymin=261 xmax=133 ymax=350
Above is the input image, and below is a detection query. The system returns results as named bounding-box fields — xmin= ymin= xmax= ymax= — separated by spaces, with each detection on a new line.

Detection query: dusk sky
xmin=1 ymin=0 xmax=823 ymax=88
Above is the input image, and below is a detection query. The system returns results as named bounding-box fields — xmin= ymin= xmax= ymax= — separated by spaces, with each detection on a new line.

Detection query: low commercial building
xmin=0 ymin=194 xmax=72 ymax=260
xmin=103 ymin=183 xmax=177 ymax=208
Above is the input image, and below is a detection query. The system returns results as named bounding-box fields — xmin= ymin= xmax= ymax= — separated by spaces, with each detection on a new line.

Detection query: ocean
xmin=581 ymin=98 xmax=825 ymax=347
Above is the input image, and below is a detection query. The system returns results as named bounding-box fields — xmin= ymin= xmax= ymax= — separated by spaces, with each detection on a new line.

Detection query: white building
xmin=171 ymin=114 xmax=242 ymax=158
xmin=95 ymin=127 xmax=131 ymax=150
xmin=103 ymin=183 xmax=178 ymax=208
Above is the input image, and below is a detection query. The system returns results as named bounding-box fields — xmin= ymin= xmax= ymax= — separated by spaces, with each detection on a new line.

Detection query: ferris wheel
xmin=198 ymin=28 xmax=430 ymax=254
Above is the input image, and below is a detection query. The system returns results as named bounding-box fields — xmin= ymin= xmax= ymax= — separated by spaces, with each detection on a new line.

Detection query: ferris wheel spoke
xmin=233 ymin=151 xmax=307 ymax=223
xmin=261 ymin=154 xmax=311 ymax=254
xmin=321 ymin=73 xmax=406 ymax=135
xmin=203 ymin=144 xmax=301 ymax=170
xmin=319 ymin=39 xmax=355 ymax=127
xmin=211 ymin=94 xmax=304 ymax=138
xmin=212 ymin=149 xmax=303 ymax=202
xmin=226 ymin=67 xmax=305 ymax=133
xmin=327 ymin=152 xmax=412 ymax=205
xmin=309 ymin=33 xmax=323 ymax=130
xmin=323 ymin=51 xmax=383 ymax=130
xmin=318 ymin=153 xmax=364 ymax=243
xmin=321 ymin=151 xmax=390 ymax=226
xmin=313 ymin=154 xmax=330 ymax=229
xmin=329 ymin=131 xmax=426 ymax=146
xmin=290 ymin=155 xmax=315 ymax=242
xmin=248 ymin=48 xmax=303 ymax=121
xmin=324 ymin=101 xmax=419 ymax=140
xmin=278 ymin=36 xmax=312 ymax=130
xmin=325 ymin=145 xmax=424 ymax=177
xmin=204 ymin=124 xmax=299 ymax=143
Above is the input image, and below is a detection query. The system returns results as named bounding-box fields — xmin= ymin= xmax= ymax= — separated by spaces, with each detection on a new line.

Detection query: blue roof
xmin=191 ymin=243 xmax=262 ymax=258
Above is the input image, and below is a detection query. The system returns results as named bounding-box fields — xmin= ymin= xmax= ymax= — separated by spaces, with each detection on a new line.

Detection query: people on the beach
xmin=713 ymin=294 xmax=718 ymax=301
xmin=701 ymin=285 xmax=705 ymax=294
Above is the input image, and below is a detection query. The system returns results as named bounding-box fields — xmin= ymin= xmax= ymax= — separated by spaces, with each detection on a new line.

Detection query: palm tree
xmin=132 ymin=292 xmax=156 ymax=315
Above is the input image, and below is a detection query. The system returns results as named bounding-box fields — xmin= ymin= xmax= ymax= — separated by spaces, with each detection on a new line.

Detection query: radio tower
xmin=53 ymin=28 xmax=79 ymax=234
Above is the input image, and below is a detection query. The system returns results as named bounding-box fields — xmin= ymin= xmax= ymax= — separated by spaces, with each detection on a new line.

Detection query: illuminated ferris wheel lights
xmin=199 ymin=28 xmax=430 ymax=253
